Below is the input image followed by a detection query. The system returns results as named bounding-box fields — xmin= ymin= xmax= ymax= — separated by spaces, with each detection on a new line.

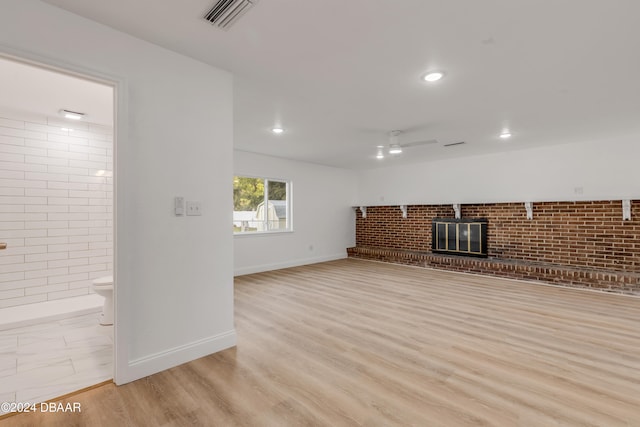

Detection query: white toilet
xmin=92 ymin=276 xmax=113 ymax=325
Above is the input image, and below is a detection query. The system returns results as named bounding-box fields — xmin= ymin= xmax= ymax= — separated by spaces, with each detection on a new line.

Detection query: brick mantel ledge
xmin=347 ymin=246 xmax=640 ymax=295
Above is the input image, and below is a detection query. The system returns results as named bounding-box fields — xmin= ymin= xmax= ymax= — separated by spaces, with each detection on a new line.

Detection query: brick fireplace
xmin=432 ymin=218 xmax=488 ymax=257
xmin=348 ymin=200 xmax=640 ymax=294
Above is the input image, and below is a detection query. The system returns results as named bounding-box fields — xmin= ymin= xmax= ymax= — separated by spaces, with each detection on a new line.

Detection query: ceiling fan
xmin=376 ymin=130 xmax=438 ymax=158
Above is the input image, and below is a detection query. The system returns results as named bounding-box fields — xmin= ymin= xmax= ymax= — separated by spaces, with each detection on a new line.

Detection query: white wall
xmin=0 ymin=0 xmax=235 ymax=384
xmin=234 ymin=151 xmax=357 ymax=275
xmin=0 ymin=111 xmax=113 ymax=308
xmin=357 ymin=135 xmax=640 ymax=206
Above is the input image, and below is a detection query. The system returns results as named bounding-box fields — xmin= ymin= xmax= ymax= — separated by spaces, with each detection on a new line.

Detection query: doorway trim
xmin=0 ymin=46 xmax=128 ymax=385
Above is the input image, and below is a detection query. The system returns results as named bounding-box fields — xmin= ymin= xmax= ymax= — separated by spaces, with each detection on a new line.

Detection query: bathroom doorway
xmin=0 ymin=55 xmax=115 ymax=411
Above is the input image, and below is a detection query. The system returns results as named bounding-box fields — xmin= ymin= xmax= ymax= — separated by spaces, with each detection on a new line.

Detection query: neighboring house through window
xmin=233 ymin=176 xmax=292 ymax=233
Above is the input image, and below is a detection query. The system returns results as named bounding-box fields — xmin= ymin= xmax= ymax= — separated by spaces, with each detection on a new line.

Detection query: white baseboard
xmin=116 ymin=329 xmax=236 ymax=385
xmin=234 ymin=253 xmax=347 ymax=276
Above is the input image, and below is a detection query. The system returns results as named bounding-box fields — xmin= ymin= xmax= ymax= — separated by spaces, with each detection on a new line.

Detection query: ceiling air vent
xmin=204 ymin=0 xmax=259 ymax=30
xmin=443 ymin=141 xmax=466 ymax=147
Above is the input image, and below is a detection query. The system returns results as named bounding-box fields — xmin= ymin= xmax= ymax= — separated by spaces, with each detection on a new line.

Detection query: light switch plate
xmin=174 ymin=197 xmax=184 ymax=216
xmin=186 ymin=201 xmax=202 ymax=216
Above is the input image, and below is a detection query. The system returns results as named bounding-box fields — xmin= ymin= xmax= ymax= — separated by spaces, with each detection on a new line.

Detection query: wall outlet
xmin=186 ymin=201 xmax=202 ymax=216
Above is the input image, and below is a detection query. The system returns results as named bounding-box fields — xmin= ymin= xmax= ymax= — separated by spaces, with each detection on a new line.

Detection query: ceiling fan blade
xmin=400 ymin=139 xmax=439 ymax=148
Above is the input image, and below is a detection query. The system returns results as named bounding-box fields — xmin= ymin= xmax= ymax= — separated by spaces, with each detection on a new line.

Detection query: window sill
xmin=234 ymin=230 xmax=294 ymax=237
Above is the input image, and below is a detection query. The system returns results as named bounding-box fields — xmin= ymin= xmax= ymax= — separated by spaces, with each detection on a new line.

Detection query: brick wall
xmin=351 ymin=201 xmax=640 ymax=293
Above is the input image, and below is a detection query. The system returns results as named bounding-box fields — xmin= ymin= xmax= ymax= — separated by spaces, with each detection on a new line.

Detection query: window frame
xmin=233 ymin=175 xmax=293 ymax=236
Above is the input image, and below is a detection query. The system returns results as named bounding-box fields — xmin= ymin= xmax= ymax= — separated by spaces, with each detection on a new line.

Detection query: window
xmin=233 ymin=176 xmax=292 ymax=234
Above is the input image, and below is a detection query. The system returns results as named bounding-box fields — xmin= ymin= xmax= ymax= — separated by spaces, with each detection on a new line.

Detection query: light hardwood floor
xmin=3 ymin=258 xmax=640 ymax=426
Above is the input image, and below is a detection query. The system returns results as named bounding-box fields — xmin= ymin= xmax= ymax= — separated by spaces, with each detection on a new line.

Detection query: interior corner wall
xmin=0 ymin=1 xmax=235 ymax=384
xmin=356 ymin=136 xmax=640 ymax=206
xmin=234 ymin=150 xmax=357 ymax=276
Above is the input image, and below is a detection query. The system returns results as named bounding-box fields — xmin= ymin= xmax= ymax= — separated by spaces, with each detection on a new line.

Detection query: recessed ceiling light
xmin=422 ymin=71 xmax=444 ymax=82
xmin=376 ymin=147 xmax=385 ymax=159
xmin=499 ymin=131 xmax=512 ymax=139
xmin=60 ymin=109 xmax=85 ymax=120
xmin=271 ymin=127 xmax=284 ymax=134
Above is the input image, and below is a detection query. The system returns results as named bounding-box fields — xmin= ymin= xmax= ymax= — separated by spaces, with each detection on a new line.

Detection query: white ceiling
xmin=0 ymin=57 xmax=113 ymax=126
xmin=39 ymin=0 xmax=640 ymax=169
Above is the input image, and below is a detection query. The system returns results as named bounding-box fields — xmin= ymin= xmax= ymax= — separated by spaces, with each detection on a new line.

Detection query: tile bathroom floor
xmin=0 ymin=312 xmax=112 ymax=415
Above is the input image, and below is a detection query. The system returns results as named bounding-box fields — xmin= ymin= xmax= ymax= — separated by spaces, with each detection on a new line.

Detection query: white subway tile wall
xmin=0 ymin=111 xmax=113 ymax=308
